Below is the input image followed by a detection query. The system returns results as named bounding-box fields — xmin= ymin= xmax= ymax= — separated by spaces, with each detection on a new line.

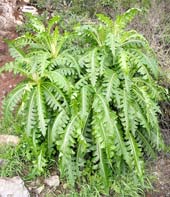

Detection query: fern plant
xmin=1 ymin=9 xmax=167 ymax=195
xmin=57 ymin=8 xmax=166 ymax=189
xmin=0 ymin=15 xmax=77 ymax=170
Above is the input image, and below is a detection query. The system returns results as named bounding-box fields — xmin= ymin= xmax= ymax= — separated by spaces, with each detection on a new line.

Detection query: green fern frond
xmin=25 ymin=89 xmax=36 ymax=136
xmin=25 ymin=13 xmax=45 ymax=33
xmin=42 ymin=85 xmax=65 ymax=111
xmin=126 ymin=132 xmax=143 ymax=178
xmin=93 ymin=94 xmax=130 ymax=165
xmin=6 ymin=40 xmax=25 ymax=59
xmin=76 ymin=25 xmax=103 ymax=47
xmin=48 ymin=110 xmax=69 ymax=153
xmin=47 ymin=15 xmax=60 ymax=33
xmin=129 ymin=49 xmax=159 ymax=79
xmin=105 ymin=33 xmax=118 ymax=57
xmin=114 ymin=8 xmax=141 ymax=30
xmin=86 ymin=49 xmax=99 ymax=87
xmin=3 ymin=82 xmax=27 ymax=122
xmin=58 ymin=115 xmax=79 ymax=185
xmin=136 ymin=130 xmax=156 ymax=158
xmin=79 ymin=86 xmax=92 ymax=118
xmin=14 ymin=34 xmax=34 ymax=48
xmin=96 ymin=143 xmax=110 ymax=193
xmin=97 ymin=13 xmax=114 ymax=27
xmin=103 ymin=69 xmax=120 ymax=102
xmin=59 ymin=115 xmax=78 ymax=153
xmin=46 ymin=71 xmax=72 ymax=93
xmin=56 ymin=67 xmax=76 ymax=76
xmin=50 ymin=111 xmax=68 ymax=143
xmin=36 ymin=85 xmax=47 ymax=136
xmin=62 ymin=53 xmax=80 ymax=76
xmin=118 ymin=49 xmax=130 ymax=75
xmin=42 ymin=82 xmax=68 ymax=107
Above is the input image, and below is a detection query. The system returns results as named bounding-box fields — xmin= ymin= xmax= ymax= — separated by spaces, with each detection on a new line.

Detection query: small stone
xmin=159 ymin=159 xmax=165 ymax=166
xmin=44 ymin=175 xmax=60 ymax=187
xmin=2 ymin=90 xmax=6 ymax=95
xmin=0 ymin=135 xmax=20 ymax=145
xmin=0 ymin=176 xmax=30 ymax=197
xmin=1 ymin=73 xmax=6 ymax=79
xmin=35 ymin=185 xmax=44 ymax=194
xmin=0 ymin=159 xmax=5 ymax=167
xmin=29 ymin=178 xmax=41 ymax=187
xmin=21 ymin=5 xmax=38 ymax=15
xmin=63 ymin=183 xmax=68 ymax=189
xmin=23 ymin=0 xmax=30 ymax=3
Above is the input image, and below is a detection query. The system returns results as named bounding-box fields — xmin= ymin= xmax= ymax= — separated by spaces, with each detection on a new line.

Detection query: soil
xmin=1 ymin=29 xmax=170 ymax=197
xmin=148 ymin=155 xmax=170 ymax=197
xmin=0 ymin=32 xmax=23 ymax=112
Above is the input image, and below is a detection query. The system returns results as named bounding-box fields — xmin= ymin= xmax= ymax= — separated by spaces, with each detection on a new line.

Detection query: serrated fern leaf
xmin=97 ymin=13 xmax=114 ymax=27
xmin=3 ymin=82 xmax=27 ymax=122
xmin=59 ymin=115 xmax=78 ymax=153
xmin=25 ymin=89 xmax=36 ymax=136
xmin=42 ymin=85 xmax=65 ymax=111
xmin=77 ymin=25 xmax=102 ymax=46
xmin=118 ymin=49 xmax=129 ymax=75
xmin=48 ymin=110 xmax=69 ymax=154
xmin=129 ymin=49 xmax=159 ymax=79
xmin=136 ymin=130 xmax=156 ymax=158
xmin=46 ymin=71 xmax=72 ymax=92
xmin=36 ymin=85 xmax=47 ymax=136
xmin=26 ymin=13 xmax=45 ymax=33
xmin=96 ymin=143 xmax=110 ymax=193
xmin=93 ymin=94 xmax=130 ymax=166
xmin=6 ymin=40 xmax=25 ymax=59
xmin=114 ymin=8 xmax=141 ymax=30
xmin=105 ymin=33 xmax=117 ymax=57
xmin=126 ymin=132 xmax=143 ymax=177
xmin=42 ymin=82 xmax=68 ymax=107
xmin=56 ymin=67 xmax=76 ymax=76
xmin=64 ymin=53 xmax=80 ymax=76
xmin=86 ymin=49 xmax=99 ymax=87
xmin=50 ymin=111 xmax=68 ymax=143
xmin=103 ymin=69 xmax=120 ymax=102
xmin=58 ymin=115 xmax=78 ymax=185
xmin=79 ymin=86 xmax=92 ymax=118
xmin=47 ymin=15 xmax=60 ymax=33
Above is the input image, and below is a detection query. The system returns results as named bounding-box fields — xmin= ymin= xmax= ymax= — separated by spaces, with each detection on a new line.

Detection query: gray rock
xmin=44 ymin=175 xmax=60 ymax=187
xmin=21 ymin=5 xmax=38 ymax=15
xmin=0 ymin=135 xmax=20 ymax=146
xmin=0 ymin=176 xmax=30 ymax=197
xmin=0 ymin=0 xmax=22 ymax=30
xmin=0 ymin=159 xmax=5 ymax=167
xmin=35 ymin=185 xmax=44 ymax=195
xmin=23 ymin=0 xmax=30 ymax=3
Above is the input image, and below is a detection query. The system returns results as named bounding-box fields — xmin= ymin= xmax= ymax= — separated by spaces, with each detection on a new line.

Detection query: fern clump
xmin=0 ymin=8 xmax=167 ymax=195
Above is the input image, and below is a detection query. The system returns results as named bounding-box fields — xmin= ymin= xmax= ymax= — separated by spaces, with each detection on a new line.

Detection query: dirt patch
xmin=0 ymin=32 xmax=23 ymax=111
xmin=146 ymin=155 xmax=170 ymax=197
xmin=148 ymin=102 xmax=170 ymax=197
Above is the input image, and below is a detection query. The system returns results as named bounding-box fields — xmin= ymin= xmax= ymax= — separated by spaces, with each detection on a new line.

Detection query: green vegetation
xmin=0 ymin=145 xmax=24 ymax=177
xmin=0 ymin=7 xmax=168 ymax=196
